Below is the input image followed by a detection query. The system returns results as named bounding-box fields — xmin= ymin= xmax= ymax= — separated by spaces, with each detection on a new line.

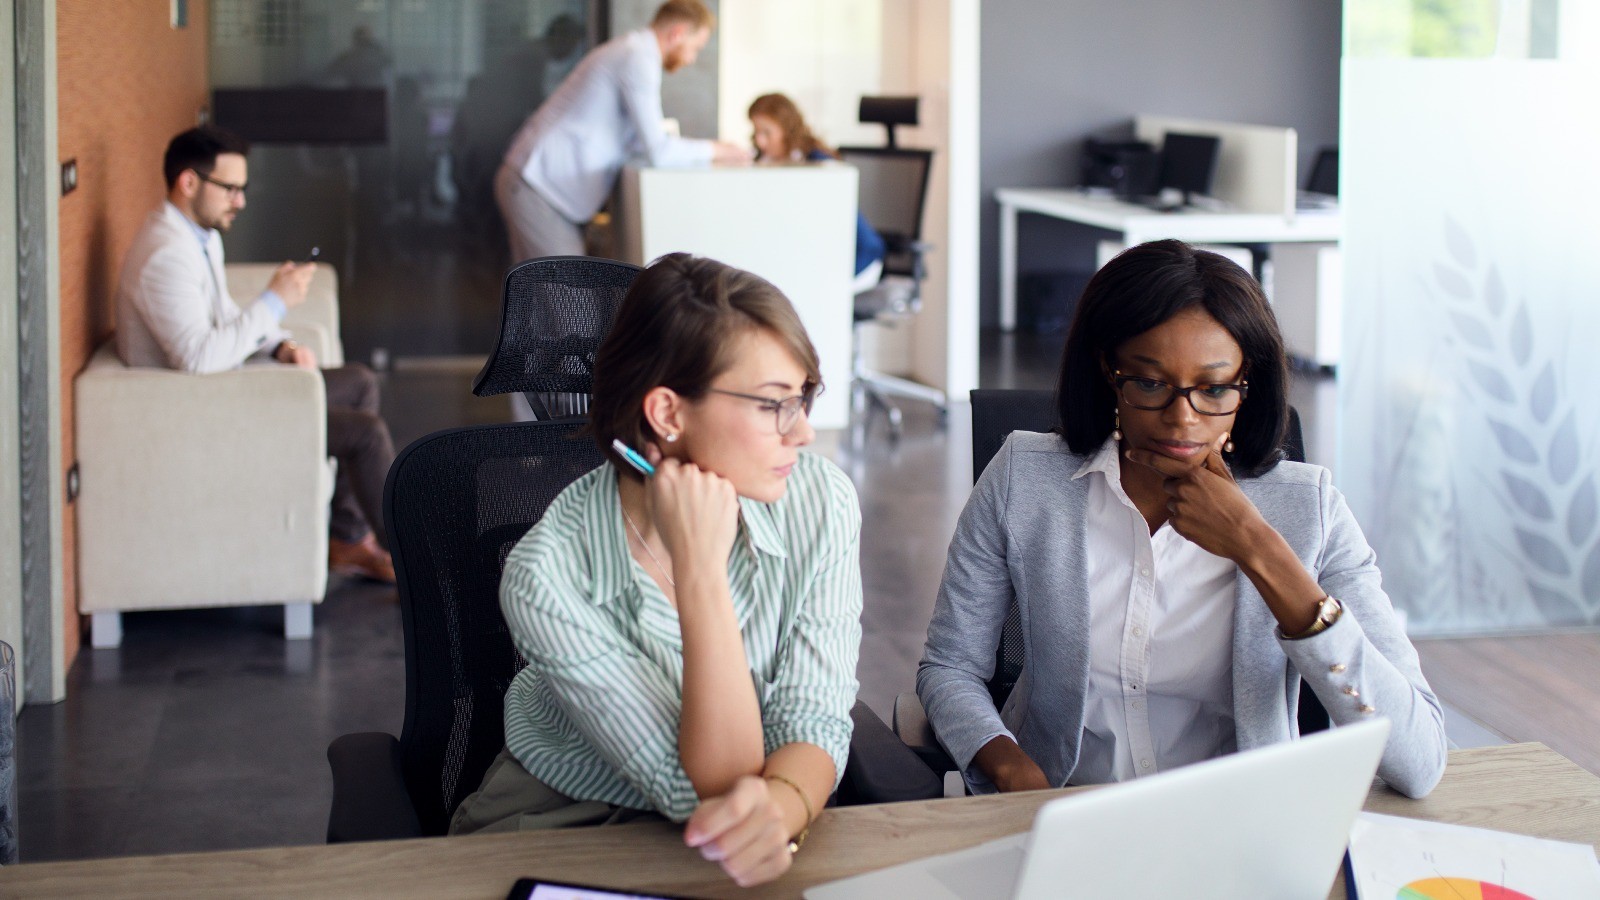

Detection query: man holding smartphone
xmin=115 ymin=126 xmax=397 ymax=583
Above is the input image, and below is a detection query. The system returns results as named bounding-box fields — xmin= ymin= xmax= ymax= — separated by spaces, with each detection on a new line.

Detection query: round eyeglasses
xmin=1112 ymin=370 xmax=1247 ymax=416
xmin=706 ymin=384 xmax=823 ymax=435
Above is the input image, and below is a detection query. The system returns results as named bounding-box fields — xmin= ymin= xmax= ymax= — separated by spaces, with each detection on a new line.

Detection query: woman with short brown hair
xmin=453 ymin=254 xmax=862 ymax=889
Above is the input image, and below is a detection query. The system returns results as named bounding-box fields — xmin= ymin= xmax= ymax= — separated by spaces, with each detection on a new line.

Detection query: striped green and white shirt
xmin=499 ymin=451 xmax=863 ymax=823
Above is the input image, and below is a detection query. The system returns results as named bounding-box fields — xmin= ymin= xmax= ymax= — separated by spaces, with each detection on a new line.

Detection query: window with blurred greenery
xmin=1347 ymin=0 xmax=1560 ymax=59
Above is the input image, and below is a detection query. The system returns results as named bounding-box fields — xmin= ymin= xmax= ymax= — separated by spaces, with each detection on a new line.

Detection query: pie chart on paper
xmin=1398 ymin=878 xmax=1537 ymax=900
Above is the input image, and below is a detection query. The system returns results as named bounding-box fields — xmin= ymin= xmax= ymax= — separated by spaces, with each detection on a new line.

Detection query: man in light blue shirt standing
xmin=495 ymin=0 xmax=751 ymax=263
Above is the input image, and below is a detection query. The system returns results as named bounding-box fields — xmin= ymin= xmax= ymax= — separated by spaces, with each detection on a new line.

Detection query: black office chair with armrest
xmin=473 ymin=256 xmax=642 ymax=419
xmin=891 ymin=389 xmax=1325 ymax=780
xmin=326 ymin=421 xmax=938 ymax=842
xmin=838 ymin=96 xmax=948 ymax=441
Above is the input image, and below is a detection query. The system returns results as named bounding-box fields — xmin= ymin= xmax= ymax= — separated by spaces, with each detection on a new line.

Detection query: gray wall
xmin=980 ymin=0 xmax=1341 ymax=326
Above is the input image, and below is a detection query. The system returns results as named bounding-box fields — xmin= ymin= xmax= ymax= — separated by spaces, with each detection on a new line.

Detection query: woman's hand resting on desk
xmin=683 ymin=775 xmax=798 ymax=887
xmin=1124 ymin=435 xmax=1270 ymax=565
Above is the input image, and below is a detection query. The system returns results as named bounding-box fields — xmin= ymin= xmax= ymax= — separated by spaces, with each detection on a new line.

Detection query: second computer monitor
xmin=1158 ymin=132 xmax=1221 ymax=206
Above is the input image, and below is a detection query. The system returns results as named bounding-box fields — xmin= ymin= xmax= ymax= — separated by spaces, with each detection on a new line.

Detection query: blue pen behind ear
xmin=611 ymin=439 xmax=656 ymax=476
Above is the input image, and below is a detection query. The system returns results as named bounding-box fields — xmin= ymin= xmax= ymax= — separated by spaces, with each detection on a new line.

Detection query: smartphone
xmin=611 ymin=439 xmax=656 ymax=476
xmin=506 ymin=878 xmax=691 ymax=900
xmin=302 ymin=246 xmax=321 ymax=264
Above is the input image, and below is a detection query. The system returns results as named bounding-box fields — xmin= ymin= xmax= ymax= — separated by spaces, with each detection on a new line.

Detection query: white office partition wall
xmin=1132 ymin=116 xmax=1297 ymax=216
xmin=1338 ymin=3 xmax=1600 ymax=633
xmin=616 ymin=165 xmax=856 ymax=429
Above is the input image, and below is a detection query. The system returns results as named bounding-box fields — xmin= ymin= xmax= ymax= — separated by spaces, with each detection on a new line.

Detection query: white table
xmin=997 ymin=187 xmax=1341 ymax=331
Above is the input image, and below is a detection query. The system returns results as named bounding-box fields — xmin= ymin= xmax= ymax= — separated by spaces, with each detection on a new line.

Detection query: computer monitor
xmin=1158 ymin=132 xmax=1221 ymax=206
xmin=1305 ymin=147 xmax=1338 ymax=197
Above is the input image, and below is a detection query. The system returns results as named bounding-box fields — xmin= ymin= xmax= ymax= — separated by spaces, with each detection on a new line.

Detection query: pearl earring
xmin=1223 ymin=432 xmax=1235 ymax=453
xmin=664 ymin=432 xmax=678 ymax=443
xmin=1111 ymin=409 xmax=1122 ymax=443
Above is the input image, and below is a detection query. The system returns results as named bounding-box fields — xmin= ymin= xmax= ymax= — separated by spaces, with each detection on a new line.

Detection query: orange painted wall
xmin=57 ymin=0 xmax=210 ymax=666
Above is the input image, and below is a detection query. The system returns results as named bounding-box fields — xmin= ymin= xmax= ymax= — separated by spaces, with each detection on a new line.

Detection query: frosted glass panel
xmin=1339 ymin=2 xmax=1600 ymax=633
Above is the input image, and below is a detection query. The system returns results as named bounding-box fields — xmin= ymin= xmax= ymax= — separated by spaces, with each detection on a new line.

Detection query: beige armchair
xmin=75 ymin=263 xmax=344 ymax=648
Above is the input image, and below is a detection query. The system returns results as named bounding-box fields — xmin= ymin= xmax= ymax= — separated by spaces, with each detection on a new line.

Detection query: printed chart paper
xmin=1347 ymin=812 xmax=1600 ymax=900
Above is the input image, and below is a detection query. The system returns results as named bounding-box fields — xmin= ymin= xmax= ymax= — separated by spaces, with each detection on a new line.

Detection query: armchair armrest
xmin=75 ymin=343 xmax=331 ymax=612
xmin=226 ymin=262 xmax=344 ymax=367
xmin=836 ymin=700 xmax=942 ymax=805
xmin=327 ymin=732 xmax=424 ymax=842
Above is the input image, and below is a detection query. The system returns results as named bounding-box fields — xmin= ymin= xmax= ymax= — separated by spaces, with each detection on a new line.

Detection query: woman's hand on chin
xmin=683 ymin=775 xmax=795 ymax=887
xmin=1124 ymin=434 xmax=1271 ymax=564
xmin=648 ymin=453 xmax=740 ymax=575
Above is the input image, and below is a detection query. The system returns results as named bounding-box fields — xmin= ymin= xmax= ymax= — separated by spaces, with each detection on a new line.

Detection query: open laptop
xmin=806 ymin=718 xmax=1391 ymax=900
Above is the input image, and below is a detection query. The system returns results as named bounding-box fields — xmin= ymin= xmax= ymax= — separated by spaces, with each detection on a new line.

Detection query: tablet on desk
xmin=507 ymin=878 xmax=694 ymax=900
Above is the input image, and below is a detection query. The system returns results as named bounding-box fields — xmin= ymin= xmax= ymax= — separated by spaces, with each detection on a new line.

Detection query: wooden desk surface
xmin=4 ymin=744 xmax=1596 ymax=900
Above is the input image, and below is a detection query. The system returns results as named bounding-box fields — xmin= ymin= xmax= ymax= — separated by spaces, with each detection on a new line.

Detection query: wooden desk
xmin=996 ymin=188 xmax=1341 ymax=331
xmin=3 ymin=744 xmax=1595 ymax=899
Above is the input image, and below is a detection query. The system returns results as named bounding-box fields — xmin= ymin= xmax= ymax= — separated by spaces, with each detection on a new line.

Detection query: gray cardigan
xmin=917 ymin=432 xmax=1447 ymax=799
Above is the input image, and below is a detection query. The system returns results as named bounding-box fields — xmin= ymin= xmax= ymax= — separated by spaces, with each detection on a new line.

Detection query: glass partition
xmin=1339 ymin=1 xmax=1600 ymax=632
xmin=209 ymin=0 xmax=598 ymax=363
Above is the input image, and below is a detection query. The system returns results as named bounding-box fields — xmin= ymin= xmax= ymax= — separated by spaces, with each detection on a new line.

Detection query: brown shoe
xmin=329 ymin=533 xmax=397 ymax=584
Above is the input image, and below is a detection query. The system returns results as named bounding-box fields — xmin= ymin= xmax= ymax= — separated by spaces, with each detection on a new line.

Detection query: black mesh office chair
xmin=326 ymin=424 xmax=938 ymax=842
xmin=838 ymin=97 xmax=947 ymax=440
xmin=472 ymin=256 xmax=642 ymax=418
xmin=326 ymin=420 xmax=606 ymax=840
xmin=892 ymin=389 xmax=1325 ymax=778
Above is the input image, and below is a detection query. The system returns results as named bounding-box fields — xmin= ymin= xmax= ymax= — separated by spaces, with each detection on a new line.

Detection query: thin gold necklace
xmin=622 ymin=506 xmax=676 ymax=588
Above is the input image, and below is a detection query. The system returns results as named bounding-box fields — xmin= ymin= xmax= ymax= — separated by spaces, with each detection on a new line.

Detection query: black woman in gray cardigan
xmin=918 ymin=240 xmax=1446 ymax=799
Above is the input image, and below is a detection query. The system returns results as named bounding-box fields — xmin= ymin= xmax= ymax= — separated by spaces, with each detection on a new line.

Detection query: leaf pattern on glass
xmin=1444 ymin=217 xmax=1476 ymax=268
xmin=1530 ymin=362 xmax=1557 ymax=424
xmin=1435 ymin=263 xmax=1472 ymax=299
xmin=1515 ymin=528 xmax=1572 ymax=576
xmin=1583 ymin=543 xmax=1600 ymax=600
xmin=1510 ymin=300 xmax=1533 ymax=366
xmin=1485 ymin=266 xmax=1506 ymax=316
xmin=1502 ymin=471 xmax=1555 ymax=520
xmin=1487 ymin=420 xmax=1539 ymax=463
xmin=1569 ymin=476 xmax=1598 ymax=546
xmin=1550 ymin=411 xmax=1580 ymax=485
xmin=1528 ymin=583 xmax=1582 ymax=622
xmin=1467 ymin=360 xmax=1515 ymax=403
xmin=1448 ymin=312 xmax=1495 ymax=350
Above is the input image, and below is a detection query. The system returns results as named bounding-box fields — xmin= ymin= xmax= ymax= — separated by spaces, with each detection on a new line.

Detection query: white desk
xmin=996 ymin=188 xmax=1341 ymax=331
xmin=617 ymin=164 xmax=857 ymax=428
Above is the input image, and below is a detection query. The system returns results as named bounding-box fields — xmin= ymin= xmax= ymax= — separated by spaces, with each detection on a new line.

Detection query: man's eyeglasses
xmin=706 ymin=384 xmax=823 ymax=436
xmin=1112 ymin=370 xmax=1247 ymax=416
xmin=196 ymin=172 xmax=248 ymax=198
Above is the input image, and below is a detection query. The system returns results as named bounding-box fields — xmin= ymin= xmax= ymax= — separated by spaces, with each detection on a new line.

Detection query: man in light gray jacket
xmin=115 ymin=126 xmax=396 ymax=583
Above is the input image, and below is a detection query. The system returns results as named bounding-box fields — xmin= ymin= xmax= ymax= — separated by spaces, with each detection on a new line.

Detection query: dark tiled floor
xmin=16 ymin=328 xmax=1342 ymax=862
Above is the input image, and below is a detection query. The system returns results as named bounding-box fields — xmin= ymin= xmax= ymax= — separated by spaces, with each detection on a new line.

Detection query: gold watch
xmin=1282 ymin=594 xmax=1343 ymax=641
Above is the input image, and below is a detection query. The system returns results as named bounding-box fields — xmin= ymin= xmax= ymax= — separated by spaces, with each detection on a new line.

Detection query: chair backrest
xmin=835 ymin=146 xmax=934 ymax=279
xmin=471 ymin=256 xmax=642 ymax=403
xmin=385 ymin=420 xmax=605 ymax=835
xmin=967 ymin=389 xmax=1325 ymax=731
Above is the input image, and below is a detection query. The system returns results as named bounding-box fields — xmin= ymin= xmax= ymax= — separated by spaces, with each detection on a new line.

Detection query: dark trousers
xmin=322 ymin=364 xmax=395 ymax=549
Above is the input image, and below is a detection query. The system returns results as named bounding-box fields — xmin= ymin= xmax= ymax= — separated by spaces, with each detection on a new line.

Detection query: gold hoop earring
xmin=1111 ymin=409 xmax=1122 ymax=443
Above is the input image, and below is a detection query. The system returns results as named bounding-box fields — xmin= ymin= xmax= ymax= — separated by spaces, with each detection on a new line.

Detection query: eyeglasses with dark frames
xmin=706 ymin=384 xmax=823 ymax=436
xmin=1112 ymin=370 xmax=1248 ymax=416
xmin=196 ymin=172 xmax=248 ymax=198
